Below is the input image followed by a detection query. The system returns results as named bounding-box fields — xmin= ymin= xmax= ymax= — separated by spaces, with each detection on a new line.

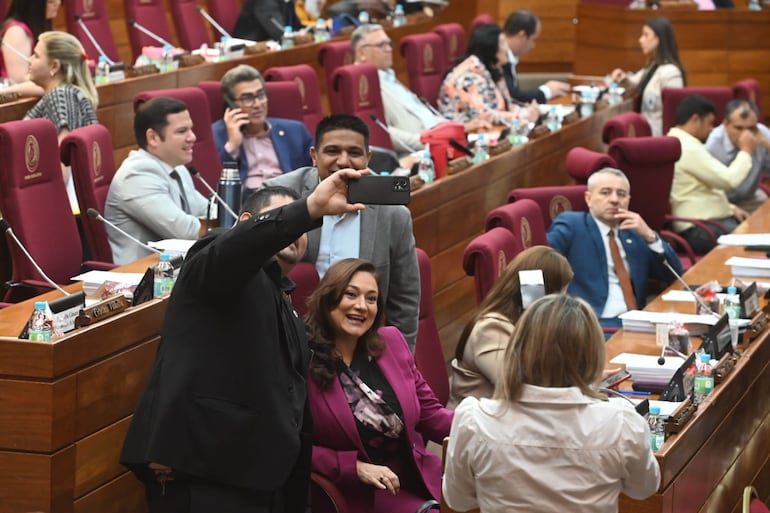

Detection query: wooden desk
xmin=607 ymin=205 xmax=770 ymax=513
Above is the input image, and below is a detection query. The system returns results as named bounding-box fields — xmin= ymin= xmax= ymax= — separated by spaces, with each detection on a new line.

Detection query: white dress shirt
xmin=444 ymin=388 xmax=661 ymax=513
xmin=315 ymin=212 xmax=361 ymax=278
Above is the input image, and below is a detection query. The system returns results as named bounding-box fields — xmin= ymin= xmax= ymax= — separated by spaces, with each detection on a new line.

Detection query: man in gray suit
xmin=105 ymin=97 xmax=209 ymax=264
xmin=264 ymin=114 xmax=420 ymax=348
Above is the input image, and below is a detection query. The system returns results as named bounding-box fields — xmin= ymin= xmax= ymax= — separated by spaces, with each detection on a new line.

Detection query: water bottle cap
xmin=477 ymin=134 xmax=484 ymax=140
xmin=649 ymin=406 xmax=660 ymax=415
xmin=727 ymin=285 xmax=737 ymax=294
xmin=379 ymin=171 xmax=389 ymax=176
xmin=700 ymin=353 xmax=711 ymax=361
xmin=395 ymin=4 xmax=403 ymax=10
xmin=285 ymin=26 xmax=293 ymax=32
xmin=159 ymin=253 xmax=171 ymax=261
xmin=163 ymin=44 xmax=173 ymax=50
xmin=98 ymin=55 xmax=108 ymax=62
xmin=34 ymin=301 xmax=47 ymax=310
xmin=423 ymin=151 xmax=431 ymax=158
xmin=317 ymin=17 xmax=325 ymax=23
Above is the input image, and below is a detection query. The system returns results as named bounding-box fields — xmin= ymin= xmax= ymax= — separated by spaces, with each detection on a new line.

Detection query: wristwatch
xmin=647 ymin=231 xmax=660 ymax=244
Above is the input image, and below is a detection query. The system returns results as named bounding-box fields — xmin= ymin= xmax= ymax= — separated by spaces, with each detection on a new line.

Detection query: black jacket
xmin=233 ymin=0 xmax=302 ymax=42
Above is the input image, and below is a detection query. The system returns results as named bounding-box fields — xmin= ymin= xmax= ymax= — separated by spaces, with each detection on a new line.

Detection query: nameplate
xmin=295 ymin=33 xmax=314 ymax=46
xmin=446 ymin=156 xmax=472 ymax=175
xmin=409 ymin=175 xmax=424 ymax=192
xmin=528 ymin=125 xmax=550 ymax=140
xmin=713 ymin=352 xmax=737 ymax=385
xmin=126 ymin=64 xmax=160 ymax=77
xmin=489 ymin=138 xmax=512 ymax=156
xmin=0 ymin=91 xmax=21 ymax=104
xmin=665 ymin=398 xmax=695 ymax=436
xmin=108 ymin=62 xmax=126 ymax=82
xmin=245 ymin=42 xmax=269 ymax=55
xmin=562 ymin=111 xmax=581 ymax=126
xmin=741 ymin=305 xmax=769 ymax=347
xmin=74 ymin=294 xmax=130 ymax=328
xmin=180 ymin=54 xmax=205 ymax=68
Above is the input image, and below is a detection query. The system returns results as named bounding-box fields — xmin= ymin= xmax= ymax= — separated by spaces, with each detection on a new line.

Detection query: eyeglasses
xmin=235 ymin=90 xmax=267 ymax=106
xmin=360 ymin=40 xmax=393 ymax=50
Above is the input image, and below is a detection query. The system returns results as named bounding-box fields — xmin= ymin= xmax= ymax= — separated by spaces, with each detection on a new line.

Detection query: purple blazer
xmin=309 ymin=326 xmax=453 ymax=512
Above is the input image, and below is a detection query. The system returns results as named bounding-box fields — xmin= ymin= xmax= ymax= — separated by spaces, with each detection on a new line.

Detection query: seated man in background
xmin=705 ymin=99 xmax=770 ymax=213
xmin=668 ymin=94 xmax=757 ymax=254
xmin=264 ymin=114 xmax=420 ymax=348
xmin=547 ymin=168 xmax=682 ymax=328
xmin=105 ymin=97 xmax=209 ymax=265
xmin=352 ymin=24 xmax=491 ymax=157
xmin=233 ymin=0 xmax=303 ymax=42
xmin=213 ymin=65 xmax=313 ymax=199
xmin=502 ymin=10 xmax=570 ymax=104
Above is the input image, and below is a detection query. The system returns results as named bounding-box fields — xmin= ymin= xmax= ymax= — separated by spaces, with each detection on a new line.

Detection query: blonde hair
xmin=494 ymin=294 xmax=606 ymax=402
xmin=39 ymin=31 xmax=98 ymax=108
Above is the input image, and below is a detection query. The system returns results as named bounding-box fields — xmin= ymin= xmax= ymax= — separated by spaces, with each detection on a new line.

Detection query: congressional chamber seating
xmin=661 ymin=86 xmax=733 ymax=135
xmin=264 ymin=64 xmax=326 ymax=135
xmin=287 ymin=262 xmax=319 ymax=318
xmin=606 ymin=135 xmax=701 ymax=268
xmin=432 ymin=23 xmax=465 ymax=74
xmin=507 ymin=185 xmax=589 ymax=230
xmin=318 ymin=40 xmax=354 ymax=113
xmin=485 ymin=198 xmax=547 ymax=250
xmin=330 ymin=64 xmax=394 ymax=149
xmin=206 ymin=0 xmax=240 ymax=36
xmin=310 ymin=472 xmax=348 ymax=513
xmin=197 ymin=80 xmax=226 ymax=124
xmin=264 ymin=81 xmax=305 ymax=122
xmin=399 ymin=32 xmax=446 ymax=107
xmin=733 ymin=78 xmax=762 ymax=118
xmin=565 ymin=147 xmax=618 ymax=184
xmin=601 ymin=111 xmax=652 ymax=144
xmin=470 ymin=14 xmax=495 ymax=31
xmin=0 ymin=119 xmax=113 ymax=302
xmin=415 ymin=248 xmax=449 ymax=406
xmin=60 ymin=124 xmax=119 ymax=263
xmin=134 ymin=87 xmax=220 ymax=198
xmin=171 ymin=0 xmax=213 ymax=50
xmin=63 ymin=0 xmax=121 ymax=63
xmin=462 ymin=227 xmax=521 ymax=304
xmin=124 ymin=0 xmax=177 ymax=60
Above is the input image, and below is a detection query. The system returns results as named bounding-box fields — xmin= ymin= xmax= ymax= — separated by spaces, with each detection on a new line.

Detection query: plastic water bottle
xmin=314 ymin=18 xmax=329 ymax=42
xmin=95 ymin=55 xmax=110 ymax=85
xmin=473 ymin=134 xmax=489 ymax=164
xmin=723 ymin=286 xmax=741 ymax=320
xmin=154 ymin=253 xmax=175 ymax=298
xmin=509 ymin=117 xmax=528 ymax=146
xmin=393 ymin=4 xmax=407 ymax=27
xmin=693 ymin=353 xmax=714 ymax=405
xmin=358 ymin=10 xmax=369 ymax=24
xmin=217 ymin=162 xmax=242 ymax=228
xmin=546 ymin=106 xmax=561 ymax=132
xmin=160 ymin=44 xmax=174 ymax=72
xmin=281 ymin=26 xmax=295 ymax=49
xmin=28 ymin=301 xmax=52 ymax=342
xmin=418 ymin=150 xmax=435 ymax=183
xmin=648 ymin=406 xmax=665 ymax=452
xmin=748 ymin=0 xmax=761 ymax=11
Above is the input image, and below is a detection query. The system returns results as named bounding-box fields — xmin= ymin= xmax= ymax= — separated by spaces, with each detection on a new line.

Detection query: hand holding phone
xmin=225 ymin=97 xmax=249 ymax=135
xmin=347 ymin=175 xmax=410 ymax=205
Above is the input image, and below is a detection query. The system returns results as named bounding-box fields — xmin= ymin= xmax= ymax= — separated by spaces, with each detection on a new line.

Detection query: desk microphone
xmin=0 ymin=38 xmax=30 ymax=62
xmin=0 ymin=218 xmax=70 ymax=296
xmin=74 ymin=14 xmax=115 ymax=64
xmin=127 ymin=19 xmax=175 ymax=48
xmin=270 ymin=16 xmax=287 ymax=34
xmin=448 ymin=137 xmax=474 ymax=157
xmin=197 ymin=6 xmax=232 ymax=39
xmin=656 ymin=252 xmax=720 ymax=318
xmin=368 ymin=114 xmax=421 ymax=153
xmin=87 ymin=208 xmax=162 ymax=256
xmin=187 ymin=166 xmax=239 ymax=223
xmin=418 ymin=96 xmax=445 ymax=118
xmin=657 ymin=344 xmax=688 ymax=366
xmin=600 ymin=387 xmax=649 ymax=416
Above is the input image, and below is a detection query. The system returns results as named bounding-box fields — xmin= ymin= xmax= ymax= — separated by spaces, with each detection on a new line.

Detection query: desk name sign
xmin=74 ymin=293 xmax=130 ymax=328
xmin=18 ymin=291 xmax=86 ymax=339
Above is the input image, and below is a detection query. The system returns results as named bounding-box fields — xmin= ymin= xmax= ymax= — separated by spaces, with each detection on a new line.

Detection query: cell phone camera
xmin=393 ymin=177 xmax=409 ymax=191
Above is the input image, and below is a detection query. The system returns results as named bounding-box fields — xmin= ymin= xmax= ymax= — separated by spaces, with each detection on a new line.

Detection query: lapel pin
xmin=279 ymin=130 xmax=285 ymax=137
xmin=626 ymin=238 xmax=632 ymax=244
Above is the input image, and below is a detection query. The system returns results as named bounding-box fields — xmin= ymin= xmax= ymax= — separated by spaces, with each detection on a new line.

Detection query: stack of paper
xmin=610 ymin=353 xmax=682 ymax=383
xmin=148 ymin=239 xmax=197 ymax=257
xmin=619 ymin=310 xmax=720 ymax=334
xmin=71 ymin=270 xmax=146 ymax=296
xmin=717 ymin=233 xmax=770 ymax=246
xmin=724 ymin=256 xmax=770 ymax=278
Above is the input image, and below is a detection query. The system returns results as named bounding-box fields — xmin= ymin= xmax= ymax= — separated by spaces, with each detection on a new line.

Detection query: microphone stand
xmin=0 ymin=38 xmax=30 ymax=62
xmin=197 ymin=6 xmax=231 ymax=39
xmin=369 ymin=114 xmax=421 ymax=154
xmin=0 ymin=220 xmax=70 ymax=296
xmin=128 ymin=19 xmax=175 ymax=48
xmin=74 ymin=14 xmax=115 ymax=64
xmin=86 ymin=208 xmax=163 ymax=255
xmin=657 ymin=253 xmax=721 ymax=318
xmin=187 ymin=167 xmax=239 ymax=225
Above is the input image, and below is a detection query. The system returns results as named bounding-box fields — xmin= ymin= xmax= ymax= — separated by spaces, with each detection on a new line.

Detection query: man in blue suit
xmin=213 ymin=64 xmax=313 ymax=199
xmin=547 ymin=168 xmax=682 ymax=327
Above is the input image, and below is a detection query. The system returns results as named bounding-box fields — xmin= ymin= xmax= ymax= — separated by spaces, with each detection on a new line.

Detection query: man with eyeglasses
xmin=213 ymin=64 xmax=313 ymax=199
xmin=351 ymin=24 xmax=491 ymax=158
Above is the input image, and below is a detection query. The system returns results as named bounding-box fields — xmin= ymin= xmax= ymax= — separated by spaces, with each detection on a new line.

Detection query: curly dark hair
xmin=305 ymin=259 xmax=386 ymax=389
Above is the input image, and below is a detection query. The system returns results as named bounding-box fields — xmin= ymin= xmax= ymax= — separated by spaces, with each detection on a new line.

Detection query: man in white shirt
xmin=502 ymin=10 xmax=570 ymax=104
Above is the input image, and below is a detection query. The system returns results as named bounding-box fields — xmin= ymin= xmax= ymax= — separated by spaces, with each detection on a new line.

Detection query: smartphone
xmin=225 ymin=97 xmax=247 ymax=133
xmin=347 ymin=175 xmax=410 ymax=205
xmin=599 ymin=369 xmax=632 ymax=389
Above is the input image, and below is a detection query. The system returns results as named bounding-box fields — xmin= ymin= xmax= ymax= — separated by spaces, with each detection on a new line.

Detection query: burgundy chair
xmin=485 ymin=199 xmax=547 ymax=249
xmin=744 ymin=486 xmax=770 ymax=513
xmin=318 ymin=40 xmax=354 ymax=113
xmin=462 ymin=227 xmax=521 ymax=304
xmin=415 ymin=248 xmax=449 ymax=406
xmin=601 ymin=111 xmax=652 ymax=144
xmin=287 ymin=261 xmax=319 ymax=318
xmin=565 ymin=147 xmax=618 ymax=185
xmin=60 ymin=124 xmax=119 ymax=263
xmin=0 ymin=119 xmax=112 ymax=301
xmin=311 ymin=472 xmax=349 ymax=513
xmin=207 ymin=0 xmax=240 ymax=36
xmin=733 ymin=78 xmax=762 ymax=118
xmin=124 ymin=0 xmax=176 ymax=60
xmin=607 ymin=136 xmax=701 ymax=268
xmin=661 ymin=86 xmax=733 ymax=135
xmin=134 ymin=87 xmax=220 ymax=198
xmin=264 ymin=64 xmax=326 ymax=135
xmin=399 ymin=33 xmax=446 ymax=107
xmin=470 ymin=15 xmax=495 ymax=31
xmin=330 ymin=64 xmax=393 ymax=149
xmin=197 ymin=80 xmax=225 ymax=124
xmin=171 ymin=0 xmax=213 ymax=50
xmin=63 ymin=0 xmax=121 ymax=62
xmin=264 ymin=81 xmax=305 ymax=122
xmin=507 ymin=185 xmax=589 ymax=230
xmin=432 ymin=23 xmax=465 ymax=74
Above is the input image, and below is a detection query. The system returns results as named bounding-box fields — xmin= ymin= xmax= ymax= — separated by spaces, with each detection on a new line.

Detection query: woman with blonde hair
xmin=444 ymin=294 xmax=660 ymax=513
xmin=449 ymin=245 xmax=573 ymax=407
xmin=24 ymin=31 xmax=99 ymax=209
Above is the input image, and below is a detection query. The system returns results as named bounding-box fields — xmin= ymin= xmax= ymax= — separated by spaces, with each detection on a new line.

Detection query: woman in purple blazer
xmin=305 ymin=258 xmax=453 ymax=513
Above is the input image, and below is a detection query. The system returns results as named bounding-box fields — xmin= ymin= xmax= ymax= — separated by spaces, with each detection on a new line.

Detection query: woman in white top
xmin=444 ymin=294 xmax=660 ymax=513
xmin=611 ymin=17 xmax=686 ymax=136
xmin=448 ymin=246 xmax=573 ymax=408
